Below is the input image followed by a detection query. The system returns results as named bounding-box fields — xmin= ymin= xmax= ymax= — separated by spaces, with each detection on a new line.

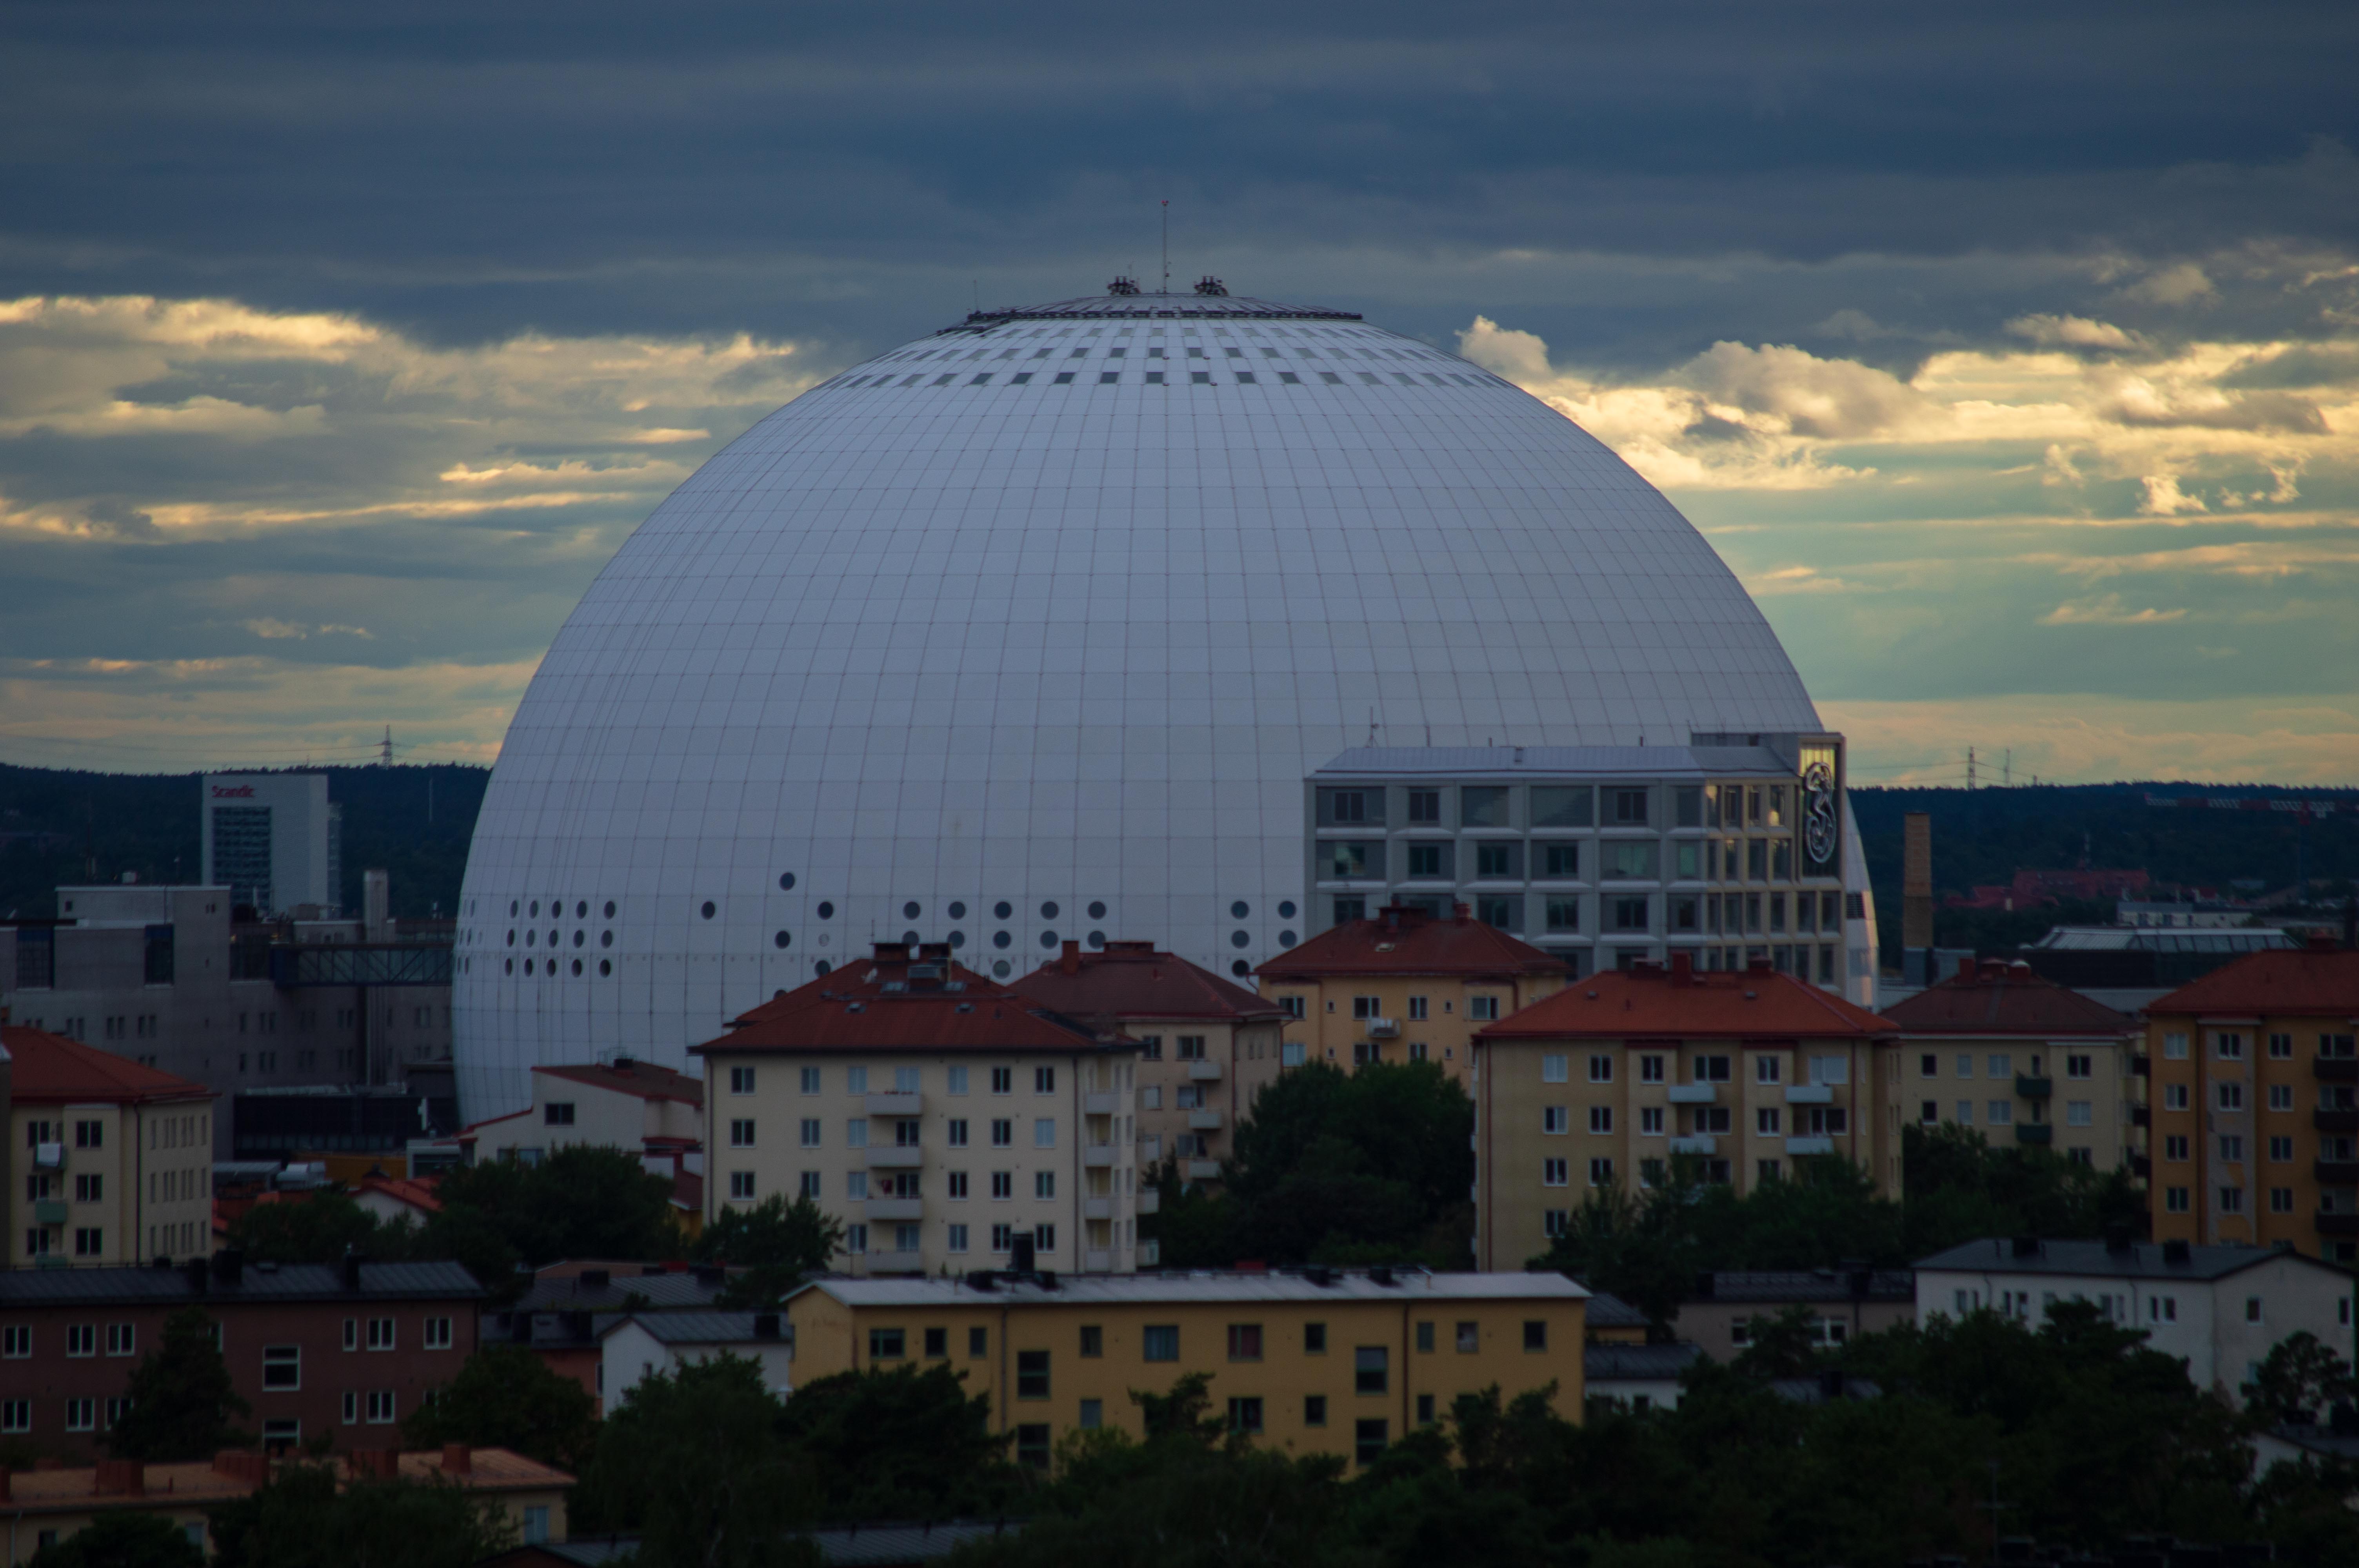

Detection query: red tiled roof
xmin=2146 ymin=940 xmax=2359 ymax=1017
xmin=1476 ymin=959 xmax=1895 ymax=1043
xmin=1254 ymin=904 xmax=1568 ymax=982
xmin=1008 ymin=940 xmax=1285 ymax=1025
xmin=355 ymin=1174 xmax=443 ymax=1214
xmin=1880 ymin=958 xmax=2133 ymax=1036
xmin=1 ymin=1025 xmax=213 ymax=1105
xmin=690 ymin=943 xmax=1128 ymax=1057
xmin=536 ymin=1058 xmax=704 ymax=1106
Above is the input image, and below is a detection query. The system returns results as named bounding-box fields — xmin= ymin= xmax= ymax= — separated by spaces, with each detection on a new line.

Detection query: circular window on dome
xmin=572 ymin=931 xmax=585 ymax=947
xmin=525 ymin=931 xmax=536 ymax=947
xmin=948 ymin=901 xmax=967 ymax=919
xmin=902 ymin=929 xmax=920 ymax=945
xmin=994 ymin=901 xmax=1012 ymax=920
xmin=529 ymin=901 xmax=540 ymax=917
xmin=505 ymin=930 xmax=516 ymax=947
xmin=571 ymin=958 xmax=583 ymax=976
xmin=549 ymin=929 xmax=559 ymax=947
xmin=1039 ymin=930 xmax=1058 ymax=948
xmin=779 ymin=872 xmax=796 ymax=891
xmin=1230 ymin=960 xmax=1252 ymax=977
xmin=992 ymin=960 xmax=1011 ymax=978
xmin=1230 ymin=930 xmax=1250 ymax=948
xmin=903 ymin=901 xmax=921 ymax=919
xmin=1278 ymin=900 xmax=1297 ymax=919
xmin=774 ymin=931 xmax=791 ymax=949
xmin=599 ymin=959 xmax=612 ymax=976
xmin=949 ymin=930 xmax=966 ymax=949
xmin=601 ymin=931 xmax=613 ymax=947
xmin=1279 ymin=929 xmax=1298 ymax=948
xmin=701 ymin=901 xmax=716 ymax=920
xmin=992 ymin=931 xmax=1011 ymax=949
xmin=1230 ymin=901 xmax=1250 ymax=919
xmin=1040 ymin=901 xmax=1059 ymax=920
xmin=576 ymin=900 xmax=588 ymax=918
xmin=504 ymin=958 xmax=514 ymax=975
xmin=509 ymin=900 xmax=519 ymax=917
xmin=1087 ymin=901 xmax=1106 ymax=919
xmin=1088 ymin=930 xmax=1105 ymax=948
xmin=815 ymin=959 xmax=832 ymax=976
xmin=817 ymin=901 xmax=835 ymax=919
xmin=604 ymin=900 xmax=617 ymax=918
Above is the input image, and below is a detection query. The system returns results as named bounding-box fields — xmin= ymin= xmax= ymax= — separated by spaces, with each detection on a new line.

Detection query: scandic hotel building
xmin=1470 ymin=955 xmax=1904 ymax=1270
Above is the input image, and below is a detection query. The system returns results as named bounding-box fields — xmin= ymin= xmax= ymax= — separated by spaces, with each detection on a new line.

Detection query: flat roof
xmin=1914 ymin=1238 xmax=2343 ymax=1282
xmin=0 ymin=1259 xmax=484 ymax=1308
xmin=792 ymin=1269 xmax=1588 ymax=1310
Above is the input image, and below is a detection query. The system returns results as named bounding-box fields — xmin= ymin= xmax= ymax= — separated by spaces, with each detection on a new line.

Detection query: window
xmin=2165 ymin=1134 xmax=2189 ymax=1160
xmin=2269 ymin=1085 xmax=2294 ymax=1111
xmin=1355 ymin=1346 xmax=1389 ymax=1394
xmin=1541 ymin=1053 xmax=1568 ymax=1083
xmin=2 ymin=1327 xmax=27 ymax=1358
xmin=1228 ymin=1324 xmax=1263 ymax=1361
xmin=947 ymin=1223 xmax=969 ymax=1252
xmin=2269 ymin=1033 xmax=2294 ymax=1059
xmin=1035 ymin=1066 xmax=1056 ymax=1094
xmin=869 ymin=1328 xmax=907 ymax=1360
xmin=731 ymin=1119 xmax=756 ymax=1148
xmin=2150 ymin=1296 xmax=2178 ymax=1324
xmin=1476 ymin=843 xmax=1515 ymax=878
xmin=2164 ymin=1084 xmax=2189 ymax=1111
xmin=523 ymin=1506 xmax=551 ymax=1547
xmin=423 ymin=1317 xmax=452 ymax=1350
xmin=2065 ymin=1054 xmax=2092 ymax=1080
xmin=1543 ymin=1208 xmax=1570 ymax=1238
xmin=1588 ymin=1054 xmax=1614 ymax=1083
xmin=2164 ymin=1032 xmax=2189 ymax=1060
xmin=2219 ymin=1186 xmax=2246 ymax=1214
xmin=1587 ymin=1103 xmax=1618 ymax=1136
xmin=1229 ymin=1396 xmax=1265 ymax=1434
xmin=991 ymin=1067 xmax=1013 ymax=1094
xmin=1356 ymin=1419 xmax=1389 ymax=1465
xmin=1544 ymin=845 xmax=1581 ymax=878
xmin=989 ymin=1118 xmax=1014 ymax=1148
xmin=2066 ymin=1101 xmax=2093 ymax=1127
xmin=1543 ymin=1107 xmax=1568 ymax=1135
xmin=2165 ymin=1187 xmax=2190 ymax=1213
xmin=2216 ymin=1032 xmax=2245 ymax=1060
xmin=105 ymin=1323 xmax=135 ymax=1357
xmin=991 ymin=1171 xmax=1012 ymax=1198
xmin=1756 ymin=1108 xmax=1782 ymax=1136
xmin=1034 ymin=1171 xmax=1056 ymax=1200
xmin=1305 ymin=1322 xmax=1327 ymax=1354
xmin=1468 ymin=996 xmax=1499 ymax=1022
xmin=1693 ymin=1056 xmax=1730 ymax=1083
xmin=2271 ymin=1135 xmax=2295 ymax=1161
xmin=2272 ymin=1188 xmax=2295 ymax=1213
xmin=74 ymin=1228 xmax=103 ymax=1257
xmin=2218 ymin=1084 xmax=2244 ymax=1111
xmin=1461 ymin=786 xmax=1508 ymax=828
xmin=1588 ymin=1158 xmax=1615 ymax=1186
xmin=947 ymin=1118 xmax=970 ymax=1149
xmin=2220 ymin=1135 xmax=2245 ymax=1162
xmin=0 ymin=1401 xmax=26 ymax=1434
xmin=1640 ymin=1055 xmax=1665 ymax=1084
xmin=1920 ymin=1053 xmax=1939 ymax=1079
xmin=1034 ymin=1118 xmax=1056 ymax=1148
xmin=1305 ymin=1394 xmax=1329 ymax=1427
xmin=76 ymin=1174 xmax=102 ymax=1202
xmin=1523 ymin=1320 xmax=1548 ymax=1352
xmin=1640 ymin=1107 xmax=1665 ymax=1135
xmin=75 ymin=1121 xmax=103 ymax=1149
xmin=1543 ymin=1158 xmax=1568 ymax=1186
xmin=544 ymin=1102 xmax=576 ymax=1126
xmin=262 ymin=1345 xmax=300 ymax=1389
xmin=799 ymin=1171 xmax=822 ymax=1199
xmin=1143 ymin=1325 xmax=1180 ymax=1362
xmin=66 ymin=1398 xmax=96 ymax=1432
xmin=1080 ymin=1325 xmax=1104 ymax=1358
xmin=1612 ymin=897 xmax=1649 ymax=931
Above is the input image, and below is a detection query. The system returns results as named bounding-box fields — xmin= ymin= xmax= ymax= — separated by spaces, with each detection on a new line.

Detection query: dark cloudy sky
xmin=4 ymin=1 xmax=2355 ymax=781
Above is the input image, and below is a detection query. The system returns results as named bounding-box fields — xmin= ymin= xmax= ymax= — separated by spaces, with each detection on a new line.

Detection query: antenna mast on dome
xmin=1161 ymin=200 xmax=1170 ymax=294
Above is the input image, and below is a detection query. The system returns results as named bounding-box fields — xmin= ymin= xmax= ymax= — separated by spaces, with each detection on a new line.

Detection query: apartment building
xmin=464 ymin=1057 xmax=703 ymax=1163
xmin=1674 ymin=1269 xmax=1917 ymax=1360
xmin=1008 ymin=940 xmax=1286 ymax=1189
xmin=2142 ymin=939 xmax=2359 ymax=1260
xmin=0 ymin=1254 xmax=482 ymax=1458
xmin=779 ymin=1269 xmax=1589 ymax=1469
xmin=1882 ymin=959 xmax=2138 ymax=1170
xmin=1469 ymin=955 xmax=1903 ymax=1270
xmin=5 ymin=1023 xmax=215 ymax=1268
xmin=1917 ymin=1236 xmax=2353 ymax=1406
xmin=1304 ymin=740 xmax=1872 ymax=1002
xmin=691 ymin=942 xmax=1141 ymax=1276
xmin=1255 ymin=902 xmax=1567 ymax=1088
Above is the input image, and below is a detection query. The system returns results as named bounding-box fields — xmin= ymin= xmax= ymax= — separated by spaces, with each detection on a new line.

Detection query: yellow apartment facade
xmin=1470 ymin=956 xmax=1903 ymax=1271
xmin=2142 ymin=941 xmax=2359 ymax=1260
xmin=783 ymin=1269 xmax=1588 ymax=1470
xmin=1255 ymin=904 xmax=1567 ymax=1088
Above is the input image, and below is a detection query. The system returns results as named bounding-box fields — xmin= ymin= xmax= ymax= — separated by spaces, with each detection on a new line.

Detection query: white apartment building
xmin=691 ymin=943 xmax=1141 ymax=1277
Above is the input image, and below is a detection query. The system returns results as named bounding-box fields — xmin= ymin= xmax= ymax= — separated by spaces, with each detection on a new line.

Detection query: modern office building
xmin=1882 ymin=959 xmax=2139 ymax=1170
xmin=1303 ymin=740 xmax=1873 ymax=1001
xmin=1468 ymin=957 xmax=1904 ymax=1269
xmin=690 ymin=942 xmax=1141 ymax=1276
xmin=451 ymin=282 xmax=1844 ymax=1120
xmin=776 ymin=1268 xmax=1590 ymax=1467
xmin=200 ymin=773 xmax=340 ymax=916
xmin=1005 ymin=940 xmax=1285 ymax=1196
xmin=2141 ymin=939 xmax=2359 ymax=1260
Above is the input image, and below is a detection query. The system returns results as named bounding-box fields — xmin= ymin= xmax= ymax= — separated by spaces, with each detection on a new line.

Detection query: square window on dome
xmin=1053 ymin=372 xmax=1075 ymax=383
xmin=1319 ymin=372 xmax=1343 ymax=385
xmin=1279 ymin=372 xmax=1301 ymax=384
xmin=1190 ymin=371 xmax=1210 ymax=384
xmin=1145 ymin=371 xmax=1165 ymax=384
xmin=1236 ymin=372 xmax=1256 ymax=384
xmin=932 ymin=374 xmax=956 ymax=386
xmin=1098 ymin=372 xmax=1120 ymax=384
xmin=969 ymin=373 xmax=992 ymax=385
xmin=1011 ymin=372 xmax=1032 ymax=384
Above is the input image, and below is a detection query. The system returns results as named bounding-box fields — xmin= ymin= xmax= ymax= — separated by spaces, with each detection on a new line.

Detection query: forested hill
xmin=3 ymin=763 xmax=2353 ymax=949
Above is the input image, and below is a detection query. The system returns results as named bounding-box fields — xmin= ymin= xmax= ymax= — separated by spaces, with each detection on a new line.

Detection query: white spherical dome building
xmin=452 ymin=285 xmax=1834 ymax=1116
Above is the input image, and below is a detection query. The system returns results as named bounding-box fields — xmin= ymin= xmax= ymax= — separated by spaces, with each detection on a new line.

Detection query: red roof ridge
xmin=1255 ymin=903 xmax=1566 ymax=981
xmin=1475 ymin=961 xmax=1894 ymax=1042
xmin=0 ymin=1025 xmax=214 ymax=1105
xmin=2146 ymin=942 xmax=2359 ymax=1016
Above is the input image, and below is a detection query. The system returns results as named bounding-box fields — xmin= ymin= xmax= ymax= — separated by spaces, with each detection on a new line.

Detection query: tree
xmin=399 ymin=1345 xmax=599 ymax=1472
xmin=104 ymin=1307 xmax=252 ymax=1461
xmin=1129 ymin=1372 xmax=1227 ymax=1447
xmin=692 ymin=1195 xmax=841 ymax=1309
xmin=206 ymin=1463 xmax=516 ymax=1568
xmin=429 ymin=1145 xmax=680 ymax=1267
xmin=224 ymin=1192 xmax=403 ymax=1267
xmin=25 ymin=1512 xmax=204 ymax=1568
xmin=572 ymin=1353 xmax=816 ymax=1568
xmin=775 ymin=1363 xmax=1013 ymax=1518
xmin=2245 ymin=1332 xmax=2357 ymax=1426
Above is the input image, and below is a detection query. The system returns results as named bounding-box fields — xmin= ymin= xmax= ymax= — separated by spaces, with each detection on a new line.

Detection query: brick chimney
xmin=440 ymin=1443 xmax=473 ymax=1475
xmin=1060 ymin=940 xmax=1082 ymax=975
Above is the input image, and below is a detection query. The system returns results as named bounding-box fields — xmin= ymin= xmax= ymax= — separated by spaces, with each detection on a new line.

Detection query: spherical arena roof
xmin=451 ymin=284 xmax=1825 ymax=1116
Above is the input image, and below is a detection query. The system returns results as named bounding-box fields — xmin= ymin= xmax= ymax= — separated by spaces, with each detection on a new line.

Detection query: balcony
xmin=2130 ymin=1153 xmax=2152 ymax=1179
xmin=2318 ymin=1213 xmax=2359 ymax=1237
xmin=1083 ymin=1091 xmax=1122 ymax=1115
xmin=1185 ymin=1159 xmax=1221 ymax=1180
xmin=865 ymin=1093 xmax=923 ymax=1116
xmin=1188 ymin=1110 xmax=1224 ymax=1132
xmin=1783 ymin=1085 xmax=1832 ymax=1105
xmin=2016 ymin=1075 xmax=2053 ymax=1100
xmin=1083 ymin=1145 xmax=1120 ymax=1169
xmin=863 ymin=1197 xmax=925 ymax=1221
xmin=2315 ymin=1058 xmax=2359 ymax=1083
xmin=1365 ymin=1018 xmax=1400 ymax=1039
xmin=864 ymin=1249 xmax=926 ymax=1274
xmin=33 ymin=1200 xmax=67 ymax=1225
xmin=1666 ymin=1084 xmax=1717 ymax=1105
xmin=2130 ymin=1054 xmax=2150 ymax=1078
xmin=2318 ymin=1110 xmax=2359 ymax=1134
xmin=2315 ymin=1160 xmax=2359 ymax=1186
xmin=2014 ymin=1124 xmax=2054 ymax=1146
xmin=1785 ymin=1136 xmax=1835 ymax=1156
xmin=1668 ymin=1136 xmax=1717 ymax=1155
xmin=1187 ymin=1061 xmax=1223 ymax=1082
xmin=1084 ymin=1249 xmax=1114 ymax=1273
xmin=1137 ymin=1189 xmax=1160 ymax=1215
xmin=2131 ymin=1105 xmax=2151 ymax=1127
xmin=1083 ymin=1197 xmax=1114 ymax=1221
xmin=31 ymin=1143 xmax=62 ymax=1171
xmin=864 ymin=1145 xmax=923 ymax=1169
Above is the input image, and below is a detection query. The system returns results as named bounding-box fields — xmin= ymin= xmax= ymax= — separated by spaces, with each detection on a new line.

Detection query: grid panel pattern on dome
xmin=452 ymin=292 xmax=1821 ymax=1116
